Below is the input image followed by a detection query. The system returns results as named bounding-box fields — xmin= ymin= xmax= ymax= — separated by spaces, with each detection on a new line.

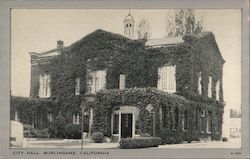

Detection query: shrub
xmin=36 ymin=128 xmax=50 ymax=138
xmin=23 ymin=124 xmax=37 ymax=138
xmin=119 ymin=137 xmax=162 ymax=149
xmin=92 ymin=132 xmax=104 ymax=143
xmin=65 ymin=124 xmax=81 ymax=139
xmin=222 ymin=137 xmax=228 ymax=142
xmin=48 ymin=111 xmax=66 ymax=138
xmin=140 ymin=132 xmax=152 ymax=137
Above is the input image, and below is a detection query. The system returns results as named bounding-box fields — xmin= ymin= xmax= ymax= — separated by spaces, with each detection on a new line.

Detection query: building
xmin=11 ymin=12 xmax=225 ymax=143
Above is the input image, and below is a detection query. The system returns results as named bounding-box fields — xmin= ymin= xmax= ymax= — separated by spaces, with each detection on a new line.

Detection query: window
xmin=207 ymin=111 xmax=212 ymax=133
xmin=157 ymin=65 xmax=176 ymax=93
xmin=39 ymin=74 xmax=51 ymax=98
xmin=113 ymin=114 xmax=119 ymax=134
xmin=200 ymin=110 xmax=206 ymax=133
xmin=14 ymin=110 xmax=19 ymax=122
xmin=75 ymin=78 xmax=80 ymax=95
xmin=198 ymin=72 xmax=202 ymax=95
xmin=119 ymin=74 xmax=126 ymax=89
xmin=182 ymin=110 xmax=188 ymax=131
xmin=208 ymin=76 xmax=212 ymax=97
xmin=89 ymin=70 xmax=106 ymax=94
xmin=215 ymin=112 xmax=219 ymax=133
xmin=173 ymin=107 xmax=179 ymax=130
xmin=47 ymin=113 xmax=53 ymax=123
xmin=73 ymin=114 xmax=80 ymax=125
xmin=216 ymin=80 xmax=220 ymax=100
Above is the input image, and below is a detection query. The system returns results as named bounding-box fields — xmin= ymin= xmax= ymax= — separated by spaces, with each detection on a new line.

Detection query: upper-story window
xmin=75 ymin=77 xmax=80 ymax=95
xmin=47 ymin=113 xmax=53 ymax=123
xmin=216 ymin=80 xmax=220 ymax=100
xmin=89 ymin=70 xmax=106 ymax=94
xmin=198 ymin=72 xmax=202 ymax=95
xmin=119 ymin=74 xmax=126 ymax=90
xmin=208 ymin=76 xmax=212 ymax=98
xmin=39 ymin=74 xmax=51 ymax=98
xmin=157 ymin=64 xmax=176 ymax=93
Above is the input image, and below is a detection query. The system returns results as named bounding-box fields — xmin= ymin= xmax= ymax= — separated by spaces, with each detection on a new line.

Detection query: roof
xmin=29 ymin=48 xmax=63 ymax=58
xmin=124 ymin=13 xmax=135 ymax=23
xmin=145 ymin=37 xmax=184 ymax=48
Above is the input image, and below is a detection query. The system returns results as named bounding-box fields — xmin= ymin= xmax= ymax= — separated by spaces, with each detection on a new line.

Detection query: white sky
xmin=11 ymin=9 xmax=241 ymax=110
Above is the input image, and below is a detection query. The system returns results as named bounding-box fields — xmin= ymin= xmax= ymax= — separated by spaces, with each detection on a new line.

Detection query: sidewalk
xmin=158 ymin=138 xmax=241 ymax=148
xmin=24 ymin=138 xmax=119 ymax=148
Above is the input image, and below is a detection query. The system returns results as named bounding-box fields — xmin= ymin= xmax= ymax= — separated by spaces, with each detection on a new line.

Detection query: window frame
xmin=75 ymin=77 xmax=80 ymax=95
xmin=157 ymin=64 xmax=176 ymax=93
xmin=39 ymin=74 xmax=51 ymax=98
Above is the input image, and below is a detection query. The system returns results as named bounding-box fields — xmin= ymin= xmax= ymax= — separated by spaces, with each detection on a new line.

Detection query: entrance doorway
xmin=121 ymin=114 xmax=132 ymax=138
xmin=111 ymin=106 xmax=139 ymax=142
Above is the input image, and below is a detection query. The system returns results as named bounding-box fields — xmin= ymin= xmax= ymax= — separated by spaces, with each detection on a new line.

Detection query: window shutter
xmin=47 ymin=75 xmax=51 ymax=97
xmin=157 ymin=67 xmax=162 ymax=90
xmin=39 ymin=75 xmax=42 ymax=97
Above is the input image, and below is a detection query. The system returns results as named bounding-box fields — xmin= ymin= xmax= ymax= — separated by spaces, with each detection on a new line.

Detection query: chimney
xmin=57 ymin=40 xmax=64 ymax=49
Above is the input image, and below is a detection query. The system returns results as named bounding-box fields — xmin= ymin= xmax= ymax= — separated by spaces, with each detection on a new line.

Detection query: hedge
xmin=119 ymin=137 xmax=162 ymax=149
xmin=10 ymin=96 xmax=56 ymax=129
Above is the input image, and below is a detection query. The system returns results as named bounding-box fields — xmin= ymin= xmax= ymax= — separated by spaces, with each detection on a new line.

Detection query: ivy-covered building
xmin=11 ymin=12 xmax=225 ymax=143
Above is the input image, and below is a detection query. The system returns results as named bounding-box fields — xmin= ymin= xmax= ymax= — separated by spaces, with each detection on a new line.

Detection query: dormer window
xmin=39 ymin=74 xmax=51 ymax=98
xmin=88 ymin=70 xmax=106 ymax=94
xmin=157 ymin=64 xmax=176 ymax=93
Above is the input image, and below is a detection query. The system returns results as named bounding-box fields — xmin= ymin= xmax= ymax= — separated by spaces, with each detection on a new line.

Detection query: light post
xmin=146 ymin=104 xmax=155 ymax=137
xmin=80 ymin=96 xmax=95 ymax=149
xmin=81 ymin=106 xmax=86 ymax=149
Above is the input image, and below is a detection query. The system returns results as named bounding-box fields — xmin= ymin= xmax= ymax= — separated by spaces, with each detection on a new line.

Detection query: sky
xmin=11 ymin=9 xmax=241 ymax=111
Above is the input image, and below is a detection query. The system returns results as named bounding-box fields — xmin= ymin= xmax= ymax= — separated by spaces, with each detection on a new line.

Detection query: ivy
xmin=91 ymin=88 xmax=223 ymax=143
xmin=24 ymin=29 xmax=225 ymax=141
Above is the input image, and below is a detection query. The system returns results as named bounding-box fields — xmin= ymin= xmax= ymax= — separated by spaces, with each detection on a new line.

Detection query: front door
xmin=121 ymin=113 xmax=132 ymax=138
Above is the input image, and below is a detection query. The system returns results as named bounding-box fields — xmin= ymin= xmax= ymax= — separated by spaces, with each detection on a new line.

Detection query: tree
xmin=137 ymin=18 xmax=151 ymax=40
xmin=166 ymin=9 xmax=203 ymax=37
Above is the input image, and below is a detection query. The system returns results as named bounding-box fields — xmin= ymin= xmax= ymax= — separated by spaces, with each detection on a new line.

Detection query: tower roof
xmin=124 ymin=12 xmax=135 ymax=23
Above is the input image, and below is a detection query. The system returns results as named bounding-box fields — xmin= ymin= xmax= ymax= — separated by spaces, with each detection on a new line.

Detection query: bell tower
xmin=124 ymin=10 xmax=135 ymax=39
